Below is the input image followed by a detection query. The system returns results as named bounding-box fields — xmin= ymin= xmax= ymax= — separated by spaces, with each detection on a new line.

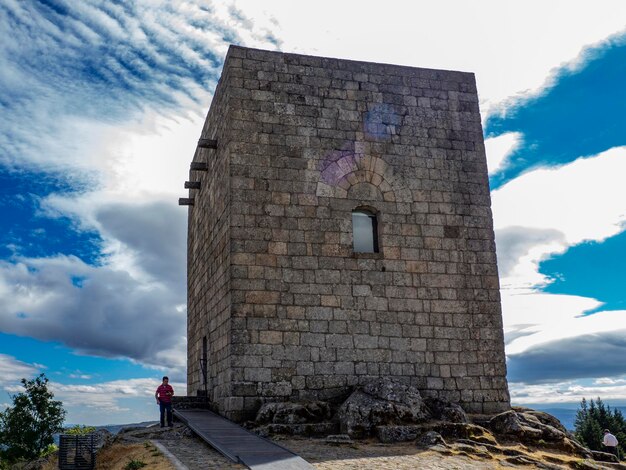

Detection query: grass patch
xmin=96 ymin=443 xmax=173 ymax=470
xmin=124 ymin=460 xmax=147 ymax=470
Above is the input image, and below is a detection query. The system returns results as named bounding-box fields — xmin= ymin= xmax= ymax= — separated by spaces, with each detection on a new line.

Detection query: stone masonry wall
xmin=187 ymin=45 xmax=510 ymax=422
xmin=186 ymin=63 xmax=233 ymax=405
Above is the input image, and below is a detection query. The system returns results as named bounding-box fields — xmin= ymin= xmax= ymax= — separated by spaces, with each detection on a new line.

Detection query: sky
xmin=1 ymin=0 xmax=626 ymax=425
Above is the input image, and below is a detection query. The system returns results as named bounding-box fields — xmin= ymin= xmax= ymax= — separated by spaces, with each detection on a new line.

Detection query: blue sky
xmin=2 ymin=0 xmax=626 ymax=424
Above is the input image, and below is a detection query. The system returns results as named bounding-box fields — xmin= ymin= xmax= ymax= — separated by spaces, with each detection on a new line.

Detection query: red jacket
xmin=156 ymin=384 xmax=174 ymax=403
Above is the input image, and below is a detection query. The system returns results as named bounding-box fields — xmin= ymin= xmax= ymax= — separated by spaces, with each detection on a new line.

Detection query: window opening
xmin=352 ymin=210 xmax=379 ymax=253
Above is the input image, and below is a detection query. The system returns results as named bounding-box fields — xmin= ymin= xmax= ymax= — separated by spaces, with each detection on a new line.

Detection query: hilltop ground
xmin=70 ymin=423 xmax=624 ymax=470
xmin=30 ymin=425 xmax=626 ymax=470
xmin=40 ymin=441 xmax=173 ymax=470
xmin=26 ymin=401 xmax=626 ymax=470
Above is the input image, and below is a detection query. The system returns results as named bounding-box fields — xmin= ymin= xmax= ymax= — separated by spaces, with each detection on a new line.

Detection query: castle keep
xmin=182 ymin=46 xmax=510 ymax=421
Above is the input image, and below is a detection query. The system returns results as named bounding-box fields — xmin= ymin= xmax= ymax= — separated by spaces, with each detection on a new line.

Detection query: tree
xmin=0 ymin=374 xmax=66 ymax=463
xmin=574 ymin=397 xmax=626 ymax=459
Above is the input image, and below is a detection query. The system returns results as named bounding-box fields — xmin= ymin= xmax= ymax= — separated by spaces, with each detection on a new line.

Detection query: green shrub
xmin=65 ymin=425 xmax=96 ymax=435
xmin=40 ymin=444 xmax=58 ymax=457
xmin=124 ymin=459 xmax=147 ymax=470
xmin=0 ymin=374 xmax=66 ymax=463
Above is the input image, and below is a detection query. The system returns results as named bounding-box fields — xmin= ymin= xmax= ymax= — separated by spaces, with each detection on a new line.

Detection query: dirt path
xmin=276 ymin=438 xmax=529 ymax=469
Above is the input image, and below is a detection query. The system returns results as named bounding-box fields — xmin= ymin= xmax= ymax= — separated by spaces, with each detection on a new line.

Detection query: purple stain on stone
xmin=363 ymin=103 xmax=400 ymax=141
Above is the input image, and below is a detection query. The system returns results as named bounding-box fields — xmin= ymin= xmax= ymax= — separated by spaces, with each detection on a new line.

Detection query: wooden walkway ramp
xmin=174 ymin=409 xmax=315 ymax=470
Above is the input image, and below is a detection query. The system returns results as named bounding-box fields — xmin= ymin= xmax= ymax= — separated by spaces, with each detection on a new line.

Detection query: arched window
xmin=352 ymin=209 xmax=379 ymax=253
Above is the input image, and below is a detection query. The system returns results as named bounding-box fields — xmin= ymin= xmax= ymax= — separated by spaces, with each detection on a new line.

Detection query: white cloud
xmin=509 ymin=381 xmax=626 ymax=405
xmin=0 ymin=253 xmax=186 ymax=369
xmin=0 ymin=2 xmax=282 ymax=374
xmin=495 ymin=226 xmax=564 ymax=282
xmin=502 ymin=289 xmax=626 ymax=355
xmin=48 ymin=378 xmax=186 ymax=413
xmin=95 ymin=113 xmax=204 ymax=197
xmin=485 ymin=132 xmax=522 ymax=175
xmin=493 ymin=146 xmax=626 ymax=246
xmin=594 ymin=378 xmax=626 ymax=385
xmin=493 ymin=146 xmax=626 ymax=289
xmin=0 ymin=354 xmax=41 ymax=383
xmin=0 ymin=0 xmax=279 ymax=172
xmin=492 ymin=147 xmax=626 ymax=385
xmin=507 ymin=328 xmax=626 ymax=383
xmin=235 ymin=0 xmax=626 ymax=111
xmin=2 ymin=376 xmax=187 ymax=424
xmin=510 ymin=376 xmax=626 ymax=405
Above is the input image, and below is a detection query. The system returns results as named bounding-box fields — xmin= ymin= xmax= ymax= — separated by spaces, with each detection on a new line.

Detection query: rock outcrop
xmin=336 ymin=379 xmax=429 ymax=438
xmin=245 ymin=379 xmax=625 ymax=469
xmin=488 ymin=409 xmax=592 ymax=458
xmin=255 ymin=401 xmax=332 ymax=425
xmin=416 ymin=430 xmax=446 ymax=447
xmin=591 ymin=450 xmax=620 ymax=463
xmin=251 ymin=401 xmax=337 ymax=437
xmin=424 ymin=397 xmax=468 ymax=423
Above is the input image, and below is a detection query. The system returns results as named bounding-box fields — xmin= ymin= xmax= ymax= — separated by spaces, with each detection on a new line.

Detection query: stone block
xmin=259 ymin=330 xmax=283 ymax=344
xmin=232 ymin=382 xmax=258 ymax=396
xmin=246 ymin=291 xmax=280 ymax=304
xmin=244 ymin=368 xmax=272 ymax=382
xmin=326 ymin=334 xmax=354 ymax=349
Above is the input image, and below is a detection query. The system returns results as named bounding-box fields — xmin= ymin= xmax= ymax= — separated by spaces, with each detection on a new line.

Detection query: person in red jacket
xmin=155 ymin=376 xmax=175 ymax=427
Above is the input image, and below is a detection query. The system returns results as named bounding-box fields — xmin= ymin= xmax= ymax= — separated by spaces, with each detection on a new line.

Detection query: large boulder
xmin=488 ymin=410 xmax=592 ymax=458
xmin=422 ymin=422 xmax=497 ymax=444
xmin=375 ymin=425 xmax=420 ymax=443
xmin=502 ymin=455 xmax=564 ymax=469
xmin=450 ymin=442 xmax=493 ymax=459
xmin=362 ymin=379 xmax=424 ymax=411
xmin=252 ymin=401 xmax=336 ymax=437
xmin=337 ymin=380 xmax=429 ymax=438
xmin=416 ymin=430 xmax=446 ymax=447
xmin=254 ymin=401 xmax=331 ymax=425
xmin=511 ymin=406 xmax=567 ymax=433
xmin=590 ymin=450 xmax=619 ymax=463
xmin=424 ymin=397 xmax=468 ymax=423
xmin=489 ymin=410 xmax=543 ymax=440
xmin=93 ymin=428 xmax=114 ymax=449
xmin=337 ymin=390 xmax=396 ymax=438
xmin=489 ymin=409 xmax=578 ymax=444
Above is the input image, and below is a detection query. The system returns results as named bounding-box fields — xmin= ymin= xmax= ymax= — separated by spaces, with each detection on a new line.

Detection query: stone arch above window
xmin=316 ymin=154 xmax=412 ymax=202
xmin=347 ymin=182 xmax=383 ymax=201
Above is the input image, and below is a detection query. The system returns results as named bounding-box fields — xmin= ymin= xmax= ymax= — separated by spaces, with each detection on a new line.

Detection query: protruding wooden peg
xmin=198 ymin=138 xmax=217 ymax=149
xmin=185 ymin=181 xmax=201 ymax=189
xmin=190 ymin=162 xmax=208 ymax=171
xmin=178 ymin=198 xmax=194 ymax=206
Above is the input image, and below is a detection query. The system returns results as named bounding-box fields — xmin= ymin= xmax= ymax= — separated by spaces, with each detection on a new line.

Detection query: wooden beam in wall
xmin=190 ymin=162 xmax=208 ymax=171
xmin=198 ymin=138 xmax=217 ymax=149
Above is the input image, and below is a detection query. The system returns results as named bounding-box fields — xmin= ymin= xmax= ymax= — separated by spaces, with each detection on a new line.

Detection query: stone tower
xmin=182 ymin=45 xmax=510 ymax=422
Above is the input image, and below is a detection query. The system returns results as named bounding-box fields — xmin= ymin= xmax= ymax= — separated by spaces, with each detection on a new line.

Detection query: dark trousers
xmin=159 ymin=401 xmax=172 ymax=427
xmin=607 ymin=446 xmax=619 ymax=459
